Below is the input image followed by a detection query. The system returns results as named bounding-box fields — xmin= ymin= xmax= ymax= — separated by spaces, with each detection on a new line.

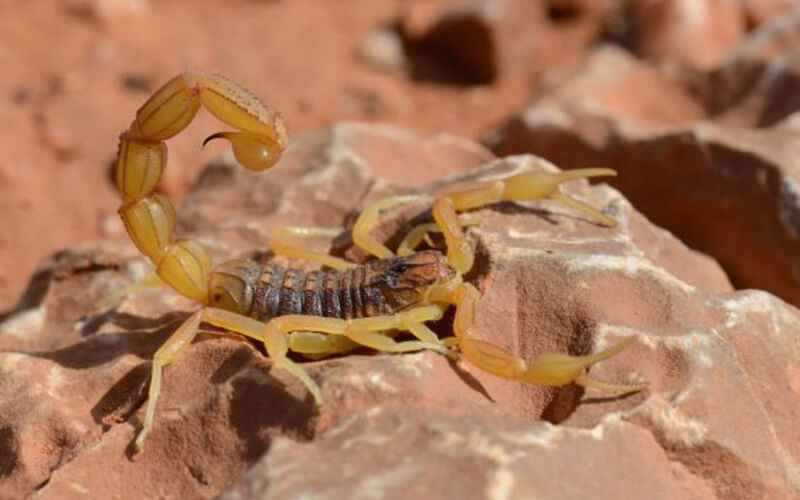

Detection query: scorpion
xmin=115 ymin=73 xmax=644 ymax=453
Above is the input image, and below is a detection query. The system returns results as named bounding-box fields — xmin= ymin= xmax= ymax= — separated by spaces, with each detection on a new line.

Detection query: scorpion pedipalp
xmin=417 ymin=168 xmax=645 ymax=394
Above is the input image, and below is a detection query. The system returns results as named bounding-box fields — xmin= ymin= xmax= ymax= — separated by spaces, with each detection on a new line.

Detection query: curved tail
xmin=115 ymin=73 xmax=287 ymax=303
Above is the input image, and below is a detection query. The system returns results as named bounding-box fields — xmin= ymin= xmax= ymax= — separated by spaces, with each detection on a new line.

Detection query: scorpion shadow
xmin=108 ymin=340 xmax=318 ymax=462
xmin=0 ymin=267 xmax=54 ymax=324
xmin=212 ymin=346 xmax=317 ymax=463
xmin=75 ymin=307 xmax=318 ymax=462
xmin=14 ymin=310 xmax=187 ymax=435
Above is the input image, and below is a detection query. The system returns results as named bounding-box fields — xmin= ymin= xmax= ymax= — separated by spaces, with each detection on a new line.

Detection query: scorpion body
xmin=211 ymin=251 xmax=454 ymax=321
xmin=114 ymin=72 xmax=645 ymax=453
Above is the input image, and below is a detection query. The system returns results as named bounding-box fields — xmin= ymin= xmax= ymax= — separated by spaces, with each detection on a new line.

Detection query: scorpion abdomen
xmin=252 ymin=263 xmax=390 ymax=321
xmin=248 ymin=250 xmax=454 ymax=321
xmin=209 ymin=250 xmax=454 ymax=321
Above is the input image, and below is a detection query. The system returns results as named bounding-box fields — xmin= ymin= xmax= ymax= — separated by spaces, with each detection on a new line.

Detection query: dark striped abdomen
xmin=251 ymin=264 xmax=391 ymax=321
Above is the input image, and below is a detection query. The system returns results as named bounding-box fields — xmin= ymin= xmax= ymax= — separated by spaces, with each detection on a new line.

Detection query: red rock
xmin=506 ymin=45 xmax=705 ymax=130
xmin=357 ymin=28 xmax=408 ymax=74
xmin=742 ymin=0 xmax=799 ymax=27
xmin=698 ymin=9 xmax=800 ymax=127
xmin=2 ymin=125 xmax=798 ymax=499
xmin=491 ymin=46 xmax=800 ymax=309
xmin=221 ymin=406 xmax=715 ymax=500
xmin=401 ymin=0 xmax=619 ymax=84
xmin=628 ymin=0 xmax=746 ymax=70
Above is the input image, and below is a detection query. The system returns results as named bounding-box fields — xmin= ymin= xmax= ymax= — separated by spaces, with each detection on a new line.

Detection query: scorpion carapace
xmin=114 ymin=72 xmax=645 ymax=453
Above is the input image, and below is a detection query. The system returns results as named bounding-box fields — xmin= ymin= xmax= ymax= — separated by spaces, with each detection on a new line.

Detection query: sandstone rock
xmin=400 ymin=0 xmax=619 ymax=84
xmin=490 ymin=45 xmax=705 ymax=132
xmin=357 ymin=28 xmax=408 ymax=74
xmin=221 ymin=407 xmax=714 ymax=500
xmin=2 ymin=124 xmax=799 ymax=499
xmin=743 ymin=0 xmax=799 ymax=27
xmin=491 ymin=45 xmax=800 ymax=310
xmin=63 ymin=0 xmax=151 ymax=24
xmin=698 ymin=8 xmax=800 ymax=127
xmin=626 ymin=0 xmax=745 ymax=70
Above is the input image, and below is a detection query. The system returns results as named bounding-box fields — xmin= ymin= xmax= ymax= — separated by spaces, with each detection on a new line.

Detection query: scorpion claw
xmin=446 ymin=282 xmax=642 ymax=394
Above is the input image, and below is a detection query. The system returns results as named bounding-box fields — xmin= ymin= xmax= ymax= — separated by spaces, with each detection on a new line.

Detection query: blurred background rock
xmin=3 ymin=0 xmax=800 ymax=310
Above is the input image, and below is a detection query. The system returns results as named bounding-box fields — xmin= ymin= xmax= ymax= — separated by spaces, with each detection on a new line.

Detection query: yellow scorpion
xmin=115 ymin=73 xmax=643 ymax=452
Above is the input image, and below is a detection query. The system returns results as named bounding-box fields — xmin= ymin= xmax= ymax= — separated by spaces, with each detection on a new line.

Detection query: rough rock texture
xmin=491 ymin=44 xmax=800 ymax=309
xmin=2 ymin=125 xmax=799 ymax=499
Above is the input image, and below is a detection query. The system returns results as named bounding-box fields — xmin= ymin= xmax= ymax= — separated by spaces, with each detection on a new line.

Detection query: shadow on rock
xmin=205 ymin=344 xmax=319 ymax=465
xmin=25 ymin=312 xmax=186 ymax=369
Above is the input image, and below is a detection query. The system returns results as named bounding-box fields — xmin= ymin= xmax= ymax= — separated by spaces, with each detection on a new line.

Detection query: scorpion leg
xmin=270 ymin=226 xmax=355 ymax=270
xmin=207 ymin=305 xmax=448 ymax=388
xmin=397 ymin=215 xmax=481 ymax=257
xmin=352 ymin=194 xmax=480 ymax=258
xmin=214 ymin=304 xmax=449 ymax=368
xmin=397 ymin=223 xmax=439 ymax=256
xmin=135 ymin=306 xmax=323 ymax=453
xmin=200 ymin=307 xmax=323 ymax=403
xmin=265 ymin=306 xmax=448 ymax=355
xmin=444 ymin=282 xmax=645 ymax=391
xmin=351 ymin=195 xmax=424 ymax=259
xmin=425 ymin=167 xmax=643 ymax=392
xmin=287 ymin=331 xmax=360 ymax=358
xmin=342 ymin=305 xmax=450 ymax=355
xmin=291 ymin=314 xmax=445 ymax=353
xmin=287 ymin=322 xmax=441 ymax=360
xmin=289 ymin=324 xmax=443 ymax=359
xmin=432 ymin=168 xmax=617 ymax=274
xmin=135 ymin=309 xmax=203 ymax=452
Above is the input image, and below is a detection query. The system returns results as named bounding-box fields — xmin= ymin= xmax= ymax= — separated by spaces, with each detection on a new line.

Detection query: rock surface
xmin=2 ymin=125 xmax=799 ymax=499
xmin=492 ymin=44 xmax=800 ymax=309
xmin=625 ymin=0 xmax=745 ymax=70
xmin=400 ymin=0 xmax=619 ymax=84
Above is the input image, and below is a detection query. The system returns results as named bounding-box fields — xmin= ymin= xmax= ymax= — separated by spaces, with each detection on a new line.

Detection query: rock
xmin=63 ymin=0 xmax=151 ymax=24
xmin=491 ymin=45 xmax=800 ymax=309
xmin=743 ymin=0 xmax=799 ymax=27
xmin=491 ymin=45 xmax=705 ymax=131
xmin=357 ymin=28 xmax=408 ymax=74
xmin=400 ymin=0 xmax=619 ymax=84
xmin=698 ymin=8 xmax=800 ymax=127
xmin=220 ymin=407 xmax=714 ymax=500
xmin=626 ymin=0 xmax=746 ymax=70
xmin=2 ymin=124 xmax=799 ymax=499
